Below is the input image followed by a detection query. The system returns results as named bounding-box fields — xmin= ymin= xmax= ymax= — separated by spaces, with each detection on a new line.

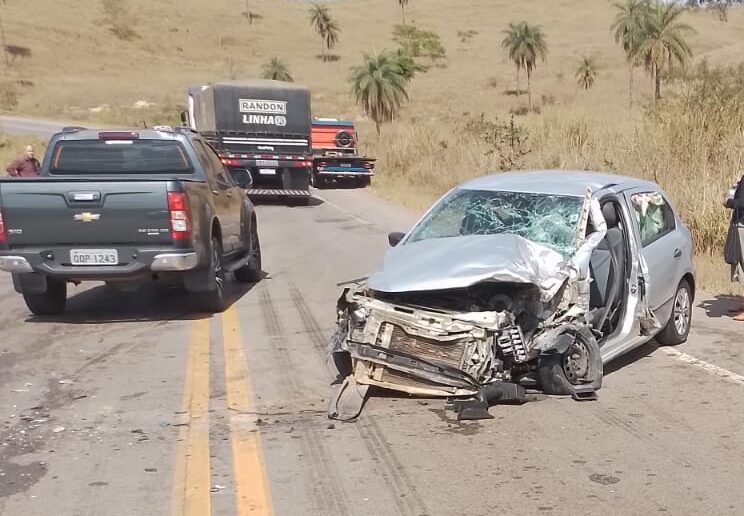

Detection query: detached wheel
xmin=23 ymin=278 xmax=67 ymax=316
xmin=656 ymin=279 xmax=692 ymax=346
xmin=197 ymin=236 xmax=227 ymax=313
xmin=538 ymin=326 xmax=602 ymax=396
xmin=235 ymin=222 xmax=262 ymax=283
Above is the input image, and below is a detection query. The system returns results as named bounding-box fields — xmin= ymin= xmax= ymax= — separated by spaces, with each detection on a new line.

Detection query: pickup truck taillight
xmin=0 ymin=210 xmax=6 ymax=243
xmin=167 ymin=192 xmax=191 ymax=241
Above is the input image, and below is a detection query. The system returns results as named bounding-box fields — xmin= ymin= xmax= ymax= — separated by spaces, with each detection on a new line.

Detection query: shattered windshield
xmin=406 ymin=188 xmax=584 ymax=256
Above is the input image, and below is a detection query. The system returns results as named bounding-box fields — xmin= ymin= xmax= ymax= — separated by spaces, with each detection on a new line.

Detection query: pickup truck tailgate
xmin=0 ymin=181 xmax=172 ymax=247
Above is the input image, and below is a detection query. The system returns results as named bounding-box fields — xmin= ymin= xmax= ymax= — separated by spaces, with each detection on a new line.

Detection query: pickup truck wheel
xmin=655 ymin=279 xmax=692 ymax=346
xmin=23 ymin=279 xmax=67 ymax=316
xmin=537 ymin=326 xmax=602 ymax=396
xmin=235 ymin=223 xmax=262 ymax=283
xmin=197 ymin=236 xmax=227 ymax=313
xmin=355 ymin=176 xmax=371 ymax=188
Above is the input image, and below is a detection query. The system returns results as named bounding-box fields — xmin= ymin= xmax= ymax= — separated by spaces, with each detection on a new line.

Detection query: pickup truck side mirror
xmin=388 ymin=231 xmax=405 ymax=247
xmin=179 ymin=111 xmax=188 ymax=126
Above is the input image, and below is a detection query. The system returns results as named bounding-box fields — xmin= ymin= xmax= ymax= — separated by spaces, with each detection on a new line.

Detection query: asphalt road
xmin=1 ymin=119 xmax=744 ymax=515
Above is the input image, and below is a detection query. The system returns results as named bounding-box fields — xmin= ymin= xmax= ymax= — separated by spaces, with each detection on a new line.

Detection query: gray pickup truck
xmin=0 ymin=127 xmax=262 ymax=315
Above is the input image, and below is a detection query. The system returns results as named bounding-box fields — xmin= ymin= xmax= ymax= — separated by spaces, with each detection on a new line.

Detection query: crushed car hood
xmin=367 ymin=234 xmax=571 ymax=301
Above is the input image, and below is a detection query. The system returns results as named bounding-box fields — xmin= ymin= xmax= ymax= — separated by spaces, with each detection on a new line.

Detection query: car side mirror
xmin=179 ymin=110 xmax=188 ymax=126
xmin=388 ymin=231 xmax=405 ymax=247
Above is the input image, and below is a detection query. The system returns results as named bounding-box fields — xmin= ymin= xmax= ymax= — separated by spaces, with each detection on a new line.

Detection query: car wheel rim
xmin=213 ymin=244 xmax=224 ymax=298
xmin=673 ymin=287 xmax=691 ymax=336
xmin=562 ymin=337 xmax=590 ymax=385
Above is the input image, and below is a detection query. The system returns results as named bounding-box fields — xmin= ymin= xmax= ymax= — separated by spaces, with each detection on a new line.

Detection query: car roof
xmin=52 ymin=128 xmax=185 ymax=141
xmin=458 ymin=169 xmax=661 ymax=197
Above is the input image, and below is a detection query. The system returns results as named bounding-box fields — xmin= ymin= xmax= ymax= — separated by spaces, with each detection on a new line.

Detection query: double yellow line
xmin=171 ymin=306 xmax=273 ymax=516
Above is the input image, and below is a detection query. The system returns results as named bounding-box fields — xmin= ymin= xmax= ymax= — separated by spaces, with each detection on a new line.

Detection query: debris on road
xmin=51 ymin=426 xmax=65 ymax=433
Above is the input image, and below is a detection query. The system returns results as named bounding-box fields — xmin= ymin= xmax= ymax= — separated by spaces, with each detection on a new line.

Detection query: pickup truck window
xmin=49 ymin=140 xmax=194 ymax=175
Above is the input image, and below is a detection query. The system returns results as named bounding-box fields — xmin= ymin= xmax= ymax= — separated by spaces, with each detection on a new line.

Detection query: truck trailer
xmin=183 ymin=80 xmax=313 ymax=205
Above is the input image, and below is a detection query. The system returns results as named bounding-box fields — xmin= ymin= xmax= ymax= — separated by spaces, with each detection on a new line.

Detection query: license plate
xmin=70 ymin=249 xmax=119 ymax=266
xmin=256 ymin=159 xmax=278 ymax=167
xmin=258 ymin=168 xmax=277 ymax=175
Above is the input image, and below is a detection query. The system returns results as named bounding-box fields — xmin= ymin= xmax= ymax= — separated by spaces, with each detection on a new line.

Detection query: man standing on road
xmin=724 ymin=174 xmax=744 ymax=320
xmin=5 ymin=145 xmax=41 ymax=177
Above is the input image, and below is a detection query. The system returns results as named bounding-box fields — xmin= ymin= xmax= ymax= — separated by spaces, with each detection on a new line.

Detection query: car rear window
xmin=49 ymin=139 xmax=194 ymax=175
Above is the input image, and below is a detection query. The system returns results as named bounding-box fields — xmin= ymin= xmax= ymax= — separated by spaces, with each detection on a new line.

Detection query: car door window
xmin=629 ymin=192 xmax=676 ymax=247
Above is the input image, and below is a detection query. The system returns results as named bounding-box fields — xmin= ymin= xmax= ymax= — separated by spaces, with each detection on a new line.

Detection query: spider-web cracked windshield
xmin=408 ymin=189 xmax=584 ymax=257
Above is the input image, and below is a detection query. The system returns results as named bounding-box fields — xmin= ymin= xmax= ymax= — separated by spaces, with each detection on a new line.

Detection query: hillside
xmin=2 ymin=0 xmax=744 ymax=290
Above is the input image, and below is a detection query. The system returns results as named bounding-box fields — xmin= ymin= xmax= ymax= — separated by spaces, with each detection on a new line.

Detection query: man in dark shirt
xmin=724 ymin=175 xmax=744 ymax=320
xmin=5 ymin=145 xmax=41 ymax=177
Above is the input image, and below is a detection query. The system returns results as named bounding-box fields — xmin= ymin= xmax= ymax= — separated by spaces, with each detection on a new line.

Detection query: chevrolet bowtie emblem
xmin=74 ymin=212 xmax=101 ymax=222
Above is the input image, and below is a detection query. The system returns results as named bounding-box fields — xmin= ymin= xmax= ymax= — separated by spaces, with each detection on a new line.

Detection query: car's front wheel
xmin=235 ymin=222 xmax=262 ymax=283
xmin=656 ymin=279 xmax=692 ymax=346
xmin=538 ymin=326 xmax=602 ymax=396
xmin=23 ymin=278 xmax=67 ymax=316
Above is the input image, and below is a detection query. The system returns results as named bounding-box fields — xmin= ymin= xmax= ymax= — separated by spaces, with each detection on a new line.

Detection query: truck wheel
xmin=235 ymin=223 xmax=262 ymax=283
xmin=197 ymin=236 xmax=227 ymax=313
xmin=537 ymin=326 xmax=602 ymax=396
xmin=23 ymin=278 xmax=67 ymax=316
xmin=355 ymin=176 xmax=371 ymax=188
xmin=655 ymin=279 xmax=692 ymax=346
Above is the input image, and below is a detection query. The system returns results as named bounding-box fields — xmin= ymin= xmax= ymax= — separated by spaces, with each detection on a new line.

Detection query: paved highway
xmin=1 ymin=118 xmax=743 ymax=515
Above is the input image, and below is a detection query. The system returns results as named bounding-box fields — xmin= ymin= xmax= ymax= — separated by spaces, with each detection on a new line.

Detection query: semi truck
xmin=183 ymin=80 xmax=313 ymax=205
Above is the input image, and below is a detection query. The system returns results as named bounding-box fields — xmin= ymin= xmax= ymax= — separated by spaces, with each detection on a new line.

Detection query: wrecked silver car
xmin=329 ymin=171 xmax=696 ymax=420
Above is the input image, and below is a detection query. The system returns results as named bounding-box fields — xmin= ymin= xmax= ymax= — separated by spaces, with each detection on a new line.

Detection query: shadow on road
xmin=698 ymin=294 xmax=742 ymax=319
xmin=250 ymin=195 xmax=324 ymax=208
xmin=23 ymin=276 xmax=263 ymax=325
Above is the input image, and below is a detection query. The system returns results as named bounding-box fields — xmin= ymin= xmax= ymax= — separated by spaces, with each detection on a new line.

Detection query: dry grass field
xmin=1 ymin=0 xmax=744 ymax=292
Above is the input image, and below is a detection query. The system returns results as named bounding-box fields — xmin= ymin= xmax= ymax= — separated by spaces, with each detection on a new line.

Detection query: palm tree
xmin=309 ymin=4 xmax=330 ymax=59
xmin=611 ymin=0 xmax=650 ymax=115
xmin=576 ymin=55 xmax=598 ymax=90
xmin=635 ymin=1 xmax=695 ymax=102
xmin=324 ymin=18 xmax=340 ymax=59
xmin=399 ymin=0 xmax=409 ymax=24
xmin=261 ymin=57 xmax=293 ymax=82
xmin=350 ymin=52 xmax=410 ymax=135
xmin=309 ymin=4 xmax=340 ymax=61
xmin=501 ymin=21 xmax=548 ymax=111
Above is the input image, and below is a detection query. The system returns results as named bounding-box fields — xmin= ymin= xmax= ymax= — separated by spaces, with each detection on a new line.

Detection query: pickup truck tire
xmin=235 ymin=223 xmax=262 ymax=283
xmin=355 ymin=176 xmax=371 ymax=188
xmin=537 ymin=326 xmax=602 ymax=396
xmin=655 ymin=279 xmax=692 ymax=346
xmin=23 ymin=278 xmax=67 ymax=316
xmin=197 ymin=236 xmax=227 ymax=313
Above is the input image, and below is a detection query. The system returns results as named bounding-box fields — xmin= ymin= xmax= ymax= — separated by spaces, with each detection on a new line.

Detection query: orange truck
xmin=310 ymin=118 xmax=376 ymax=188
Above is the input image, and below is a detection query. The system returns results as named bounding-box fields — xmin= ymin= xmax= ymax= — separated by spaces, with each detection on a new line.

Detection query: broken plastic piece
xmin=571 ymin=386 xmax=598 ymax=402
xmin=328 ymin=375 xmax=369 ymax=421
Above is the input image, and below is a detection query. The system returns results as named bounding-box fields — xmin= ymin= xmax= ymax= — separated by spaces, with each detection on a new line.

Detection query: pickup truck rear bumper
xmin=0 ymin=247 xmax=201 ymax=280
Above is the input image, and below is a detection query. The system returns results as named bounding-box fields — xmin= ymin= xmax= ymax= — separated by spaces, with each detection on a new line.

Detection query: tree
xmin=261 ymin=58 xmax=293 ymax=82
xmin=349 ymin=52 xmax=410 ymax=135
xmin=399 ymin=0 xmax=409 ymax=24
xmin=501 ymin=21 xmax=548 ymax=111
xmin=576 ymin=55 xmax=598 ymax=90
xmin=711 ymin=0 xmax=731 ymax=22
xmin=611 ymin=0 xmax=650 ymax=115
xmin=100 ymin=0 xmax=138 ymax=41
xmin=635 ymin=1 xmax=695 ymax=102
xmin=324 ymin=18 xmax=340 ymax=59
xmin=309 ymin=4 xmax=340 ymax=61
